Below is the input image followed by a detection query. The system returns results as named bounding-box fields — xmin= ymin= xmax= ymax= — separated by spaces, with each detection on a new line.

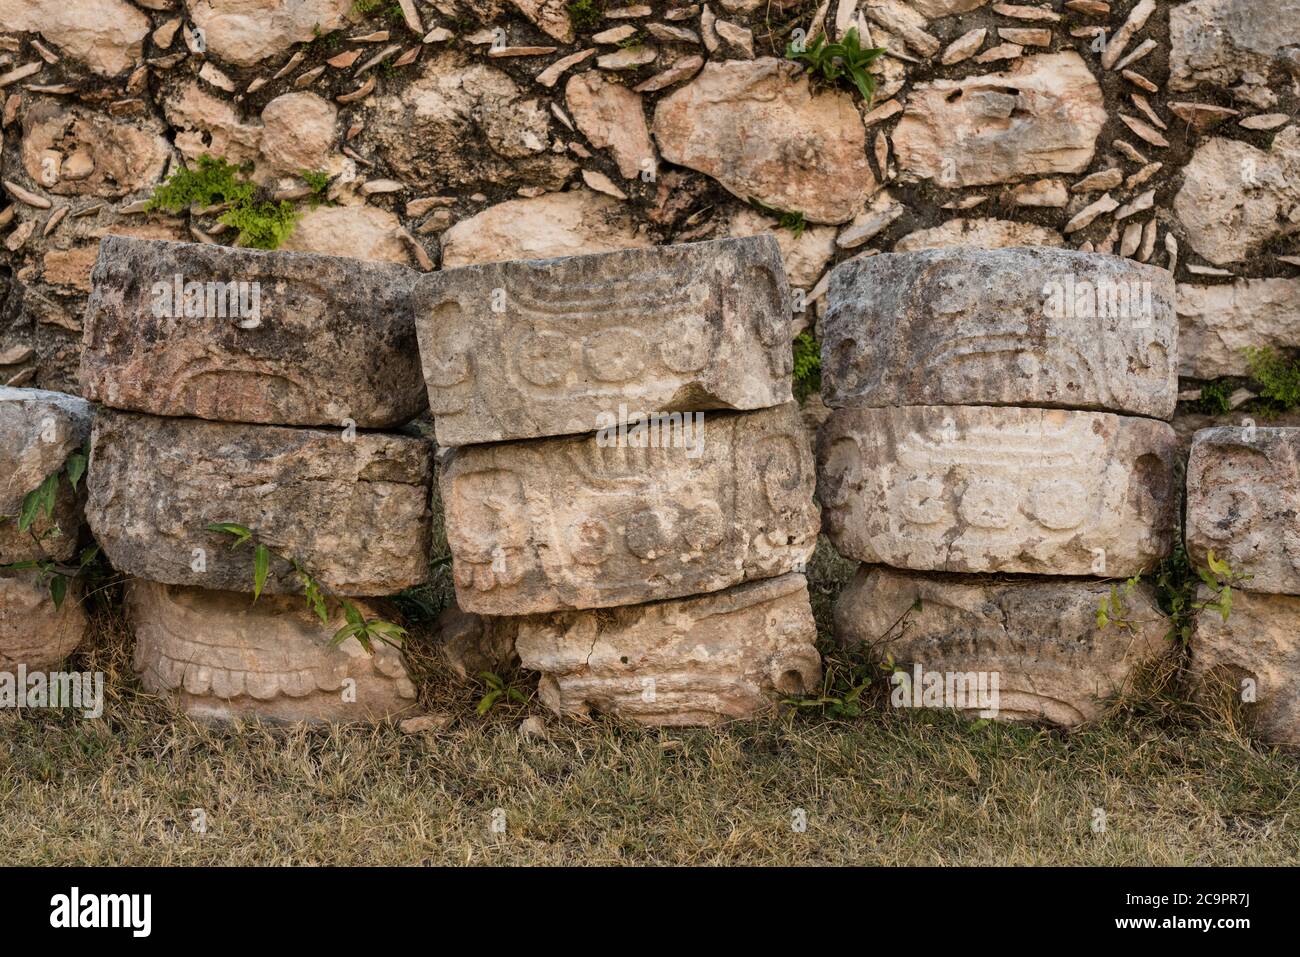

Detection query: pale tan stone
xmin=893 ymin=217 xmax=1061 ymax=252
xmin=652 ymin=58 xmax=877 ymax=224
xmin=129 ymin=580 xmax=417 ymax=724
xmin=516 ymin=573 xmax=820 ymax=725
xmin=415 ymin=236 xmax=792 ymax=445
xmin=164 ymin=81 xmax=263 ymax=166
xmin=1169 ymin=0 xmax=1300 ymax=94
xmin=1186 ymin=427 xmax=1300 ymax=595
xmin=0 ymin=0 xmax=149 ymax=75
xmin=727 ymin=206 xmax=836 ymax=289
xmin=893 ymin=53 xmax=1106 ymax=187
xmin=1191 ymin=585 xmax=1300 ymax=748
xmin=509 ymin=0 xmax=575 ymax=42
xmin=564 ymin=72 xmax=655 ymax=180
xmin=188 ymin=0 xmax=354 ymax=67
xmin=836 ymin=566 xmax=1170 ymax=727
xmin=817 ymin=405 xmax=1179 ymax=576
xmin=20 ymin=99 xmax=169 ymax=199
xmin=86 ymin=410 xmax=432 ymax=596
xmin=0 ymin=387 xmax=92 ymax=564
xmin=279 ymin=204 xmax=411 ymax=265
xmin=441 ymin=403 xmax=818 ymax=614
xmin=0 ymin=570 xmax=87 ymax=671
xmin=258 ymin=92 xmax=337 ymax=175
xmin=1176 ymin=279 xmax=1300 ymax=379
xmin=823 ymin=248 xmax=1177 ymax=418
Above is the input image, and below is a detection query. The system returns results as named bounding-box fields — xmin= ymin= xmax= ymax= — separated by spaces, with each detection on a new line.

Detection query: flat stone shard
xmin=414 ymin=236 xmax=793 ymax=446
xmin=0 ymin=570 xmax=87 ymax=671
xmin=516 ymin=573 xmax=821 ymax=725
xmin=1192 ymin=585 xmax=1300 ymax=748
xmin=892 ymin=53 xmax=1107 ymax=187
xmin=441 ymin=403 xmax=819 ymax=615
xmin=0 ymin=387 xmax=93 ymax=564
xmin=822 ymin=248 xmax=1177 ymax=419
xmin=817 ymin=406 xmax=1178 ymax=576
xmin=836 ymin=566 xmax=1170 ymax=727
xmin=80 ymin=237 xmax=425 ymax=429
xmin=87 ymin=410 xmax=432 ymax=596
xmin=1186 ymin=427 xmax=1300 ymax=595
xmin=129 ymin=580 xmax=417 ymax=724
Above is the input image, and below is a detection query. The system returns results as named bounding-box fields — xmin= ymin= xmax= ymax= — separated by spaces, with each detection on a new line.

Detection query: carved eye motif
xmin=659 ymin=315 xmax=712 ymax=373
xmin=584 ymin=327 xmax=646 ymax=382
xmin=517 ymin=330 xmax=575 ymax=386
xmin=567 ymin=518 xmax=612 ymax=565
xmin=625 ymin=507 xmax=676 ymax=560
xmin=682 ymin=499 xmax=725 ymax=551
xmin=1030 ymin=479 xmax=1088 ymax=530
xmin=959 ymin=478 xmax=1019 ymax=529
xmin=900 ymin=475 xmax=946 ymax=525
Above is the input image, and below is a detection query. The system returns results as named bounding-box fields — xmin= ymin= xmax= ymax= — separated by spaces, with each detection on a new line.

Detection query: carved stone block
xmin=80 ymin=236 xmax=426 ymax=428
xmin=1186 ymin=426 xmax=1300 ymax=595
xmin=0 ymin=387 xmax=93 ymax=564
xmin=835 ymin=566 xmax=1170 ymax=727
xmin=441 ymin=403 xmax=819 ymax=614
xmin=817 ymin=405 xmax=1178 ymax=576
xmin=0 ymin=570 xmax=87 ymax=671
xmin=87 ymin=409 xmax=432 ymax=596
xmin=515 ymin=573 xmax=821 ymax=726
xmin=129 ymin=580 xmax=417 ymax=724
xmin=822 ymin=247 xmax=1177 ymax=419
xmin=413 ymin=235 xmax=793 ymax=446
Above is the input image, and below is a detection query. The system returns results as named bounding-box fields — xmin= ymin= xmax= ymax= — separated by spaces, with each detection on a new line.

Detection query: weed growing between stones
xmin=145 ymin=155 xmax=299 ymax=250
xmin=0 ymin=442 xmax=93 ymax=606
xmin=567 ymin=0 xmax=605 ymax=31
xmin=1245 ymin=346 xmax=1300 ymax=414
xmin=784 ymin=27 xmax=884 ymax=103
xmin=204 ymin=522 xmax=407 ymax=654
xmin=1195 ymin=380 xmax=1234 ymax=416
xmin=791 ymin=331 xmax=821 ymax=402
xmin=749 ymin=197 xmax=807 ymax=238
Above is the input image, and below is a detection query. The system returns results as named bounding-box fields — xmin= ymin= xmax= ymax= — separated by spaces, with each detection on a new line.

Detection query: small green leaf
xmin=49 ymin=574 xmax=67 ymax=609
xmin=252 ymin=543 xmax=270 ymax=600
xmin=65 ymin=451 xmax=87 ymax=492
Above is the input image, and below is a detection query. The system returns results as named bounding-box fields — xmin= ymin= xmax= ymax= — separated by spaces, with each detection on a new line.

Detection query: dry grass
xmin=2 ymin=539 xmax=1298 ymax=866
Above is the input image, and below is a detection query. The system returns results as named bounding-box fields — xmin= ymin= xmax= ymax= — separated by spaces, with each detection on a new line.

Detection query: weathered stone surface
xmin=21 ymin=99 xmax=169 ymax=199
xmin=279 ymin=204 xmax=412 ymax=265
xmin=0 ymin=0 xmax=149 ymax=75
xmin=257 ymin=92 xmax=337 ymax=176
xmin=1177 ymin=279 xmax=1300 ymax=379
xmin=1186 ymin=427 xmax=1300 ymax=595
xmin=1173 ymin=128 xmax=1300 ymax=266
xmin=435 ymin=605 xmax=519 ymax=681
xmin=893 ymin=218 xmax=1062 ymax=252
xmin=1191 ymin=584 xmax=1300 ymax=747
xmin=0 ymin=386 xmax=92 ymax=564
xmin=822 ymin=248 xmax=1178 ymax=419
xmin=893 ymin=53 xmax=1106 ymax=187
xmin=164 ymin=81 xmax=263 ymax=166
xmin=565 ymin=72 xmax=655 ymax=179
xmin=0 ymin=570 xmax=87 ymax=671
xmin=129 ymin=580 xmax=417 ymax=723
xmin=80 ymin=236 xmax=425 ymax=428
xmin=439 ymin=190 xmax=650 ymax=268
xmin=1169 ymin=0 xmax=1300 ymax=94
xmin=836 ymin=566 xmax=1170 ymax=727
xmin=652 ymin=58 xmax=876 ymax=224
xmin=817 ymin=406 xmax=1179 ymax=576
xmin=727 ymin=206 xmax=836 ymax=290
xmin=441 ymin=403 xmax=818 ymax=614
xmin=516 ymin=572 xmax=820 ymax=725
xmin=188 ymin=0 xmax=354 ymax=67
xmin=363 ymin=52 xmax=575 ymax=194
xmin=87 ymin=410 xmax=432 ymax=596
xmin=414 ymin=236 xmax=792 ymax=446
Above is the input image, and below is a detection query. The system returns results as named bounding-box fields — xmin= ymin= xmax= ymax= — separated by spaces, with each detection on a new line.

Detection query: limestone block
xmin=414 ymin=236 xmax=792 ymax=446
xmin=0 ymin=387 xmax=93 ymax=564
xmin=516 ymin=573 xmax=820 ymax=725
xmin=0 ymin=570 xmax=87 ymax=671
xmin=86 ymin=410 xmax=432 ymax=596
xmin=1191 ymin=585 xmax=1300 ymax=748
xmin=129 ymin=580 xmax=417 ymax=723
xmin=435 ymin=605 xmax=519 ymax=681
xmin=1186 ymin=426 xmax=1300 ymax=595
xmin=80 ymin=236 xmax=426 ymax=428
xmin=817 ymin=405 xmax=1178 ymax=576
xmin=835 ymin=565 xmax=1170 ymax=727
xmin=441 ymin=403 xmax=819 ymax=614
xmin=823 ymin=248 xmax=1178 ymax=419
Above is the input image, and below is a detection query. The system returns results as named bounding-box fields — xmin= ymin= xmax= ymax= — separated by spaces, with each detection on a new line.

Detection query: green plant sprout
xmin=475 ymin=671 xmax=529 ymax=715
xmin=205 ymin=523 xmax=407 ymax=654
xmin=1097 ymin=548 xmax=1251 ymax=641
xmin=1245 ymin=346 xmax=1300 ymax=414
xmin=748 ymin=197 xmax=807 ymax=238
xmin=792 ymin=331 xmax=821 ymax=402
xmin=785 ymin=27 xmax=885 ymax=102
xmin=146 ymin=155 xmax=299 ymax=250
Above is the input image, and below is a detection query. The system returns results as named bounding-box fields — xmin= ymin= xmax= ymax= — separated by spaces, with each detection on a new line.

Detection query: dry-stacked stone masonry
xmin=82 ymin=236 xmax=427 ymax=723
xmin=415 ymin=236 xmax=822 ymax=726
xmin=0 ymin=385 xmax=93 ymax=671
xmin=819 ymin=246 xmax=1180 ymax=726
xmin=1186 ymin=427 xmax=1300 ymax=747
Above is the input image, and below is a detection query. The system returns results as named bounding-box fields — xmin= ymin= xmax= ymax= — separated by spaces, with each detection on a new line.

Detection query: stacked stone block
xmin=1186 ymin=427 xmax=1300 ymax=747
xmin=819 ymin=247 xmax=1180 ymax=727
xmin=415 ymin=236 xmax=822 ymax=726
xmin=0 ymin=386 xmax=94 ymax=671
xmin=81 ymin=236 xmax=429 ymax=723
